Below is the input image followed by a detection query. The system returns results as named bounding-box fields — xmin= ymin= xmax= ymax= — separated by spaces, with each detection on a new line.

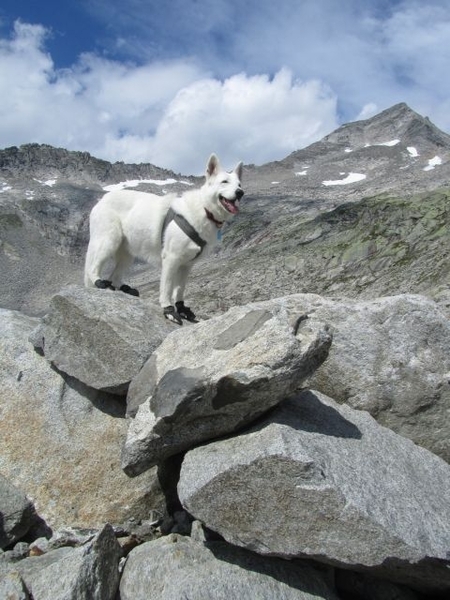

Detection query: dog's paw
xmin=163 ymin=305 xmax=183 ymax=325
xmin=120 ymin=284 xmax=140 ymax=297
xmin=175 ymin=301 xmax=198 ymax=323
xmin=95 ymin=279 xmax=115 ymax=290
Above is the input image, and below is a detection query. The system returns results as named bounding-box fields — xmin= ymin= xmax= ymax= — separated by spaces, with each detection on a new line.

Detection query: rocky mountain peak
xmin=243 ymin=101 xmax=450 ymax=215
xmin=323 ymin=102 xmax=450 ymax=149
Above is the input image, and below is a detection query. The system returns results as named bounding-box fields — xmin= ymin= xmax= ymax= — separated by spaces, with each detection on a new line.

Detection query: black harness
xmin=161 ymin=208 xmax=207 ymax=258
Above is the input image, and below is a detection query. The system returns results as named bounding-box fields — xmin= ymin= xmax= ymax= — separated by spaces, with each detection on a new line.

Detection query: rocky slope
xmin=178 ymin=187 xmax=450 ymax=318
xmin=0 ymin=144 xmax=195 ymax=314
xmin=1 ymin=288 xmax=450 ymax=599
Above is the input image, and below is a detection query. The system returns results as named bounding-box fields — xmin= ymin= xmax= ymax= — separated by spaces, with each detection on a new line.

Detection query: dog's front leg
xmin=173 ymin=264 xmax=192 ymax=304
xmin=160 ymin=254 xmax=184 ymax=324
xmin=159 ymin=256 xmax=177 ymax=307
xmin=173 ymin=264 xmax=198 ymax=323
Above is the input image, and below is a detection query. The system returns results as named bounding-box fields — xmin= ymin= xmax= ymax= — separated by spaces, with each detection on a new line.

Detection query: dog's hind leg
xmin=111 ymin=246 xmax=139 ymax=296
xmin=84 ymin=210 xmax=123 ymax=290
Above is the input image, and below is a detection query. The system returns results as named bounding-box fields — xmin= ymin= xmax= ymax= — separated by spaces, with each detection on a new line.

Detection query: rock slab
xmin=1 ymin=525 xmax=121 ymax=600
xmin=178 ymin=390 xmax=450 ymax=593
xmin=122 ymin=304 xmax=332 ymax=475
xmin=30 ymin=285 xmax=172 ymax=394
xmin=293 ymin=293 xmax=450 ymax=461
xmin=198 ymin=293 xmax=450 ymax=462
xmin=0 ymin=308 xmax=164 ymax=529
xmin=120 ymin=533 xmax=339 ymax=600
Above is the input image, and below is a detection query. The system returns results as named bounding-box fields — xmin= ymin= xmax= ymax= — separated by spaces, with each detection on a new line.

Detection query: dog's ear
xmin=206 ymin=153 xmax=221 ymax=179
xmin=234 ymin=161 xmax=243 ymax=180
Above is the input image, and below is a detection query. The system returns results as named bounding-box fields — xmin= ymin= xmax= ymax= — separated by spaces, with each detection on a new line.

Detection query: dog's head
xmin=204 ymin=153 xmax=244 ymax=219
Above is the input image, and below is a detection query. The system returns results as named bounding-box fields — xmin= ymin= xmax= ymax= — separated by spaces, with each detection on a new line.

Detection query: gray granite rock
xmin=178 ymin=390 xmax=450 ymax=594
xmin=292 ymin=293 xmax=450 ymax=462
xmin=0 ymin=474 xmax=35 ymax=549
xmin=122 ymin=303 xmax=332 ymax=475
xmin=0 ymin=569 xmax=29 ymax=599
xmin=119 ymin=534 xmax=339 ymax=600
xmin=202 ymin=293 xmax=450 ymax=462
xmin=3 ymin=525 xmax=120 ymax=600
xmin=30 ymin=285 xmax=172 ymax=394
xmin=0 ymin=308 xmax=165 ymax=529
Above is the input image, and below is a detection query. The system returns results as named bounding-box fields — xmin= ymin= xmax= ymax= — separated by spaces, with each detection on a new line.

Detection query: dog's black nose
xmin=235 ymin=188 xmax=244 ymax=200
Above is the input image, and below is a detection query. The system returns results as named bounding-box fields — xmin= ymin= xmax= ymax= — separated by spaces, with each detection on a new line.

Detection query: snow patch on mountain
xmin=364 ymin=139 xmax=400 ymax=148
xmin=33 ymin=178 xmax=58 ymax=187
xmin=423 ymin=156 xmax=442 ymax=171
xmin=322 ymin=173 xmax=367 ymax=186
xmin=407 ymin=147 xmax=419 ymax=157
xmin=102 ymin=178 xmax=190 ymax=192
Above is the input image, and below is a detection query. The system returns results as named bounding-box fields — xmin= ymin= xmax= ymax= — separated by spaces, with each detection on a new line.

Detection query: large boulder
xmin=30 ymin=285 xmax=172 ymax=394
xmin=1 ymin=525 xmax=121 ymax=600
xmin=119 ymin=533 xmax=339 ymax=600
xmin=0 ymin=308 xmax=165 ymax=529
xmin=198 ymin=293 xmax=450 ymax=461
xmin=0 ymin=475 xmax=35 ymax=549
xmin=122 ymin=304 xmax=332 ymax=475
xmin=178 ymin=390 xmax=450 ymax=594
xmin=297 ymin=293 xmax=450 ymax=461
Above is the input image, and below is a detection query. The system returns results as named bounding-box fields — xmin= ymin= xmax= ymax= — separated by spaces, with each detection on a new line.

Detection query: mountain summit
xmin=243 ymin=103 xmax=450 ymax=207
xmin=323 ymin=102 xmax=450 ymax=149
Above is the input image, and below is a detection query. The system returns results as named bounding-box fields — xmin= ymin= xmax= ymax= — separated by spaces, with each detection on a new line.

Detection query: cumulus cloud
xmin=0 ymin=21 xmax=204 ymax=168
xmin=0 ymin=20 xmax=338 ymax=173
xmin=100 ymin=70 xmax=338 ymax=173
xmin=85 ymin=0 xmax=450 ymax=123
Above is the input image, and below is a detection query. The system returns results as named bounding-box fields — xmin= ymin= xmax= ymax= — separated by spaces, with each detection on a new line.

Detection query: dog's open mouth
xmin=219 ymin=194 xmax=239 ymax=214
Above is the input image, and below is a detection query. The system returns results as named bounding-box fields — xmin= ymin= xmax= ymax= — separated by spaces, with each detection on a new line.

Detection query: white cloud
xmin=0 ymin=21 xmax=205 ymax=168
xmin=105 ymin=69 xmax=338 ymax=173
xmin=356 ymin=103 xmax=379 ymax=121
xmin=202 ymin=0 xmax=450 ymax=131
xmin=0 ymin=21 xmax=338 ymax=174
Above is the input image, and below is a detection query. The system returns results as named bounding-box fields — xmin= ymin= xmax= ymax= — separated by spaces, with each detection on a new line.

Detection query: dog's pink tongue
xmin=228 ymin=201 xmax=239 ymax=214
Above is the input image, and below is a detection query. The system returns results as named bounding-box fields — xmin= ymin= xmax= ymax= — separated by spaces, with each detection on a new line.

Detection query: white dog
xmin=84 ymin=154 xmax=244 ymax=324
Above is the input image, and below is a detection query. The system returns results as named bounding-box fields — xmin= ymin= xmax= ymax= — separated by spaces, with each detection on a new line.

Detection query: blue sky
xmin=1 ymin=0 xmax=450 ymax=174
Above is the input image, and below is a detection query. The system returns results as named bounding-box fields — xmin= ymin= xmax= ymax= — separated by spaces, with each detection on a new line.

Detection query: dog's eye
xmin=221 ymin=179 xmax=228 ymax=184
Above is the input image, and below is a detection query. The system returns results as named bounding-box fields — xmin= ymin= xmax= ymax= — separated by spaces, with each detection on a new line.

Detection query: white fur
xmin=84 ymin=154 xmax=243 ymax=308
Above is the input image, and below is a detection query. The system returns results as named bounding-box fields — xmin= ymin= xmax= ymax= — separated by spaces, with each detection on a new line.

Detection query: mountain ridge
xmin=0 ymin=142 xmax=183 ymax=184
xmin=2 ymin=102 xmax=449 ymax=180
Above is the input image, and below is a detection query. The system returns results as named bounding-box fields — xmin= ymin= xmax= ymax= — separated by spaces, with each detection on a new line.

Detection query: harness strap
xmin=161 ymin=208 xmax=207 ymax=258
